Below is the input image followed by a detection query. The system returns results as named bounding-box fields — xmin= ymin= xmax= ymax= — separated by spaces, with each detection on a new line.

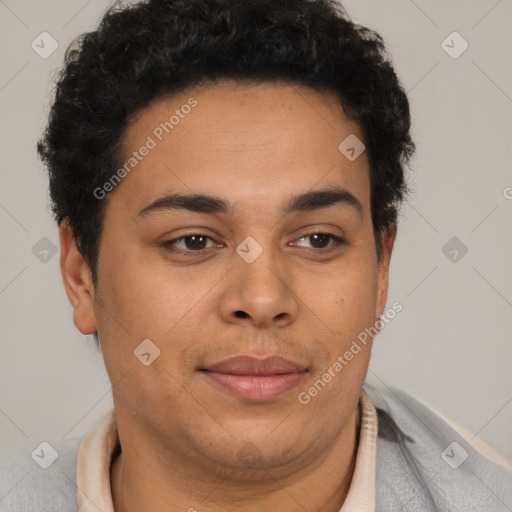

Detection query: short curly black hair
xmin=38 ymin=0 xmax=414 ymax=284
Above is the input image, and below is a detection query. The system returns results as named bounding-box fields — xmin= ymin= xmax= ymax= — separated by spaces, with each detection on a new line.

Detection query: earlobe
xmin=59 ymin=220 xmax=98 ymax=335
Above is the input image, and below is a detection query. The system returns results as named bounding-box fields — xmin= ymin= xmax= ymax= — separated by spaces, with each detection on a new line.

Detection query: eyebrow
xmin=136 ymin=187 xmax=363 ymax=218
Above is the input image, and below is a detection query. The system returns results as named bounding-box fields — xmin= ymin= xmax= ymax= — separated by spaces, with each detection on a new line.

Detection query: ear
xmin=59 ymin=220 xmax=98 ymax=335
xmin=375 ymin=224 xmax=397 ymax=319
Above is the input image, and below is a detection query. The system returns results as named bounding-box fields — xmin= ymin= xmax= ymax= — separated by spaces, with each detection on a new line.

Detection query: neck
xmin=111 ymin=403 xmax=360 ymax=512
xmin=111 ymin=407 xmax=360 ymax=512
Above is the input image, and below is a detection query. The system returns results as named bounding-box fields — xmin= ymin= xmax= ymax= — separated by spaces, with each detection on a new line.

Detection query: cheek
xmin=302 ymin=256 xmax=379 ymax=340
xmin=96 ymin=223 xmax=379 ymax=349
xmin=96 ymin=246 xmax=222 ymax=340
xmin=296 ymin=262 xmax=378 ymax=412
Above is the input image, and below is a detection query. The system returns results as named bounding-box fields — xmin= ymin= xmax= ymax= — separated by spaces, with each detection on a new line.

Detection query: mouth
xmin=199 ymin=355 xmax=309 ymax=402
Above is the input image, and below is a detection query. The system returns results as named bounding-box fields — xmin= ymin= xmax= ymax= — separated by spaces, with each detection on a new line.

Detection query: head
xmin=39 ymin=0 xmax=414 ymax=479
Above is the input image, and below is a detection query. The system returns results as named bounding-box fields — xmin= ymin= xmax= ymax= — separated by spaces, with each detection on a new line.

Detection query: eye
xmin=161 ymin=234 xmax=221 ymax=256
xmin=291 ymin=232 xmax=346 ymax=253
xmin=160 ymin=231 xmax=346 ymax=258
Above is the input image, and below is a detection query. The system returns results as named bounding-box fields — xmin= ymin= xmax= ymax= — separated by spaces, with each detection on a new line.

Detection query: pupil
xmin=311 ymin=233 xmax=329 ymax=248
xmin=187 ymin=236 xmax=206 ymax=250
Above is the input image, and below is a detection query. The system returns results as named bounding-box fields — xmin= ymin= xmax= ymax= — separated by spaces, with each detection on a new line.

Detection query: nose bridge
xmin=236 ymin=233 xmax=286 ymax=299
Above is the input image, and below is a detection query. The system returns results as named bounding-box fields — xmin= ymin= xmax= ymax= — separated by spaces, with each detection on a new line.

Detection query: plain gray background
xmin=1 ymin=0 xmax=511 ymax=463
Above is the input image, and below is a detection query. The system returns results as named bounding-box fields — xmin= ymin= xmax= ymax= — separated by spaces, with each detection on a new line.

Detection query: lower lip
xmin=203 ymin=371 xmax=307 ymax=401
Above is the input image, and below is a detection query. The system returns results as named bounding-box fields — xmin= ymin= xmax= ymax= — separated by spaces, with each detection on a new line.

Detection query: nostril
xmin=234 ymin=310 xmax=249 ymax=318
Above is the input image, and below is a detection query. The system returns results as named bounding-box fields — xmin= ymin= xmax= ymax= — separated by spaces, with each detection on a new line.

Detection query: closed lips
xmin=201 ymin=355 xmax=308 ymax=375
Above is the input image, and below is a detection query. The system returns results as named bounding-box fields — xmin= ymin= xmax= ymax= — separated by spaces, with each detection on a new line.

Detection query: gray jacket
xmin=1 ymin=384 xmax=511 ymax=511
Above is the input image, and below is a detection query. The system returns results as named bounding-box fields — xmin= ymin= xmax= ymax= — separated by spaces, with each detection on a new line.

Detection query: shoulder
xmin=0 ymin=438 xmax=81 ymax=512
xmin=363 ymin=382 xmax=512 ymax=512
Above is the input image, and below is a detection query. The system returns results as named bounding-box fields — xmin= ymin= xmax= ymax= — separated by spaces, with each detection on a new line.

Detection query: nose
xmin=218 ymin=247 xmax=299 ymax=329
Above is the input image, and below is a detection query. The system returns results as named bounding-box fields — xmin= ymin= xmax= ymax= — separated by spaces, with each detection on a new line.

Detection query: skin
xmin=60 ymin=80 xmax=396 ymax=512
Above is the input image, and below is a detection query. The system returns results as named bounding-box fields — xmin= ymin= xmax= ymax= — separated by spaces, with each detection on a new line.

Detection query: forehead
xmin=115 ymin=80 xmax=370 ymax=216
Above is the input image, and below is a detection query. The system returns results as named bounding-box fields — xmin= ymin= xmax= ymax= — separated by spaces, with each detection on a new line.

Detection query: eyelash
xmin=161 ymin=232 xmax=346 ymax=258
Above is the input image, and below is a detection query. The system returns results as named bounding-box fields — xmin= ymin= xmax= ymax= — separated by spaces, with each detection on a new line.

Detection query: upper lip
xmin=203 ymin=356 xmax=308 ymax=375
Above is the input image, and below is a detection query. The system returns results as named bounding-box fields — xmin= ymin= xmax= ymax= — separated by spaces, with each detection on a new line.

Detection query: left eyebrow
xmin=283 ymin=188 xmax=363 ymax=217
xmin=136 ymin=186 xmax=363 ymax=219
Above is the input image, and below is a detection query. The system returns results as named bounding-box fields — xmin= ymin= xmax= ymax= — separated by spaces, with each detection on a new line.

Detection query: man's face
xmin=64 ymin=81 xmax=394 ymax=474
